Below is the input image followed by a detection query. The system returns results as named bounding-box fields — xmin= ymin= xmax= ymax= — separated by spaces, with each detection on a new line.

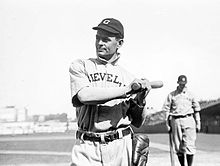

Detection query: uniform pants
xmin=71 ymin=134 xmax=132 ymax=166
xmin=170 ymin=116 xmax=196 ymax=155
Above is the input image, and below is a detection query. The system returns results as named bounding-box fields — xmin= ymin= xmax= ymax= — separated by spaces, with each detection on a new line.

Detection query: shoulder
xmin=184 ymin=88 xmax=194 ymax=96
xmin=116 ymin=61 xmax=135 ymax=75
xmin=69 ymin=58 xmax=84 ymax=69
xmin=70 ymin=58 xmax=95 ymax=65
xmin=69 ymin=58 xmax=97 ymax=69
xmin=69 ymin=58 xmax=89 ymax=74
xmin=187 ymin=90 xmax=198 ymax=100
xmin=118 ymin=64 xmax=135 ymax=81
xmin=70 ymin=58 xmax=85 ymax=66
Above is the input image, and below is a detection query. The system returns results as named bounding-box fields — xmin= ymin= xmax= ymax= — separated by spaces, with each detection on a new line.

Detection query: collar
xmin=97 ymin=53 xmax=120 ymax=65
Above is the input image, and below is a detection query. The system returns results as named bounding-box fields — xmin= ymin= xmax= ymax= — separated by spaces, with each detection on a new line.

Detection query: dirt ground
xmin=0 ymin=132 xmax=220 ymax=166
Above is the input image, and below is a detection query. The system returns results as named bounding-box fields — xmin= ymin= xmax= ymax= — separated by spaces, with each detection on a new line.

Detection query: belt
xmin=76 ymin=127 xmax=131 ymax=143
xmin=172 ymin=113 xmax=193 ymax=119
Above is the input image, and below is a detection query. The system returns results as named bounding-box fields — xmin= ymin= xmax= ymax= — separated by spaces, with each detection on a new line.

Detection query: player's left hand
xmin=138 ymin=78 xmax=152 ymax=94
xmin=135 ymin=78 xmax=151 ymax=106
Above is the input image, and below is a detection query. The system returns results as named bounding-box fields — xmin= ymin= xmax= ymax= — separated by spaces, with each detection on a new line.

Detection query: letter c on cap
xmin=103 ymin=20 xmax=110 ymax=24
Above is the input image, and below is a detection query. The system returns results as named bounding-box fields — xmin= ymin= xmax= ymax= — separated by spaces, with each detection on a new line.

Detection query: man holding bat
xmin=162 ymin=75 xmax=201 ymax=166
xmin=69 ymin=18 xmax=162 ymax=166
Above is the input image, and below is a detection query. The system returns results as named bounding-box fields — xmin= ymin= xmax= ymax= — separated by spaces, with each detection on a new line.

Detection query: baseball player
xmin=69 ymin=18 xmax=151 ymax=166
xmin=162 ymin=75 xmax=201 ymax=166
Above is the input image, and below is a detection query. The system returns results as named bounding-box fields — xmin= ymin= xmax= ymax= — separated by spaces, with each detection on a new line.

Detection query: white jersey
xmin=69 ymin=57 xmax=135 ymax=132
xmin=162 ymin=87 xmax=201 ymax=116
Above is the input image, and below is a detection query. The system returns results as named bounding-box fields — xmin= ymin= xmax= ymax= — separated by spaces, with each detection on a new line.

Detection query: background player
xmin=162 ymin=75 xmax=201 ymax=166
xmin=69 ymin=18 xmax=152 ymax=166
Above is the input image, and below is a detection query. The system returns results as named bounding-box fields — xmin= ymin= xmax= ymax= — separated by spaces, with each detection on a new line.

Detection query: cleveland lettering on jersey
xmin=88 ymin=72 xmax=123 ymax=87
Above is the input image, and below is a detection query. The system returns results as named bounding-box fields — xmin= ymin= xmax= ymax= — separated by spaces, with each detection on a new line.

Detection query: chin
xmin=97 ymin=53 xmax=105 ymax=58
xmin=98 ymin=54 xmax=112 ymax=60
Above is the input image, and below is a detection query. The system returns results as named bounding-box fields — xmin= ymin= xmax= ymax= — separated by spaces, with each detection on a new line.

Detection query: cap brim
xmin=92 ymin=25 xmax=119 ymax=34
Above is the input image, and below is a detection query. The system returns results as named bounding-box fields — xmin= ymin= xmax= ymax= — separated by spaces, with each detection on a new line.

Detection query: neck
xmin=97 ymin=53 xmax=120 ymax=64
xmin=108 ymin=53 xmax=118 ymax=63
xmin=177 ymin=86 xmax=186 ymax=92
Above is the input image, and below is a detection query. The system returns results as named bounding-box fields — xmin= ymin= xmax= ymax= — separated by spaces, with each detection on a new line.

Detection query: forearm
xmin=77 ymin=86 xmax=131 ymax=105
xmin=162 ymin=94 xmax=172 ymax=119
xmin=194 ymin=111 xmax=201 ymax=123
xmin=162 ymin=102 xmax=172 ymax=131
xmin=194 ymin=111 xmax=201 ymax=132
xmin=162 ymin=105 xmax=171 ymax=120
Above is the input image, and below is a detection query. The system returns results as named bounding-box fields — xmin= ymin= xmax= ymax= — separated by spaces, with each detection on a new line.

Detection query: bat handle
xmin=131 ymin=81 xmax=163 ymax=91
xmin=131 ymin=83 xmax=142 ymax=91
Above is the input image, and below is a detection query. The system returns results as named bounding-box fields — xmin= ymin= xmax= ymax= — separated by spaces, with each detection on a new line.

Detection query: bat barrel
xmin=150 ymin=81 xmax=163 ymax=89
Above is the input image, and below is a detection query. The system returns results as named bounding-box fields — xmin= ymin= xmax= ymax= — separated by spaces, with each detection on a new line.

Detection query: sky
xmin=1 ymin=0 xmax=220 ymax=118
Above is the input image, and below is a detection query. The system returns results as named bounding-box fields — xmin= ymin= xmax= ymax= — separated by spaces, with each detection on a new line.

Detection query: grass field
xmin=0 ymin=132 xmax=220 ymax=166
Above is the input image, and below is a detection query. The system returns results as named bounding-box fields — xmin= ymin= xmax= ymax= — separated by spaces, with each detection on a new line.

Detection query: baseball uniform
xmin=162 ymin=86 xmax=201 ymax=155
xmin=69 ymin=56 xmax=136 ymax=166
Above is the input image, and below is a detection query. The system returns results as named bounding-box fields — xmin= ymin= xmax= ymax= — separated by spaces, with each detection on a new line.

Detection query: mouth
xmin=97 ymin=49 xmax=104 ymax=53
xmin=97 ymin=50 xmax=107 ymax=56
xmin=97 ymin=48 xmax=107 ymax=52
xmin=97 ymin=46 xmax=107 ymax=52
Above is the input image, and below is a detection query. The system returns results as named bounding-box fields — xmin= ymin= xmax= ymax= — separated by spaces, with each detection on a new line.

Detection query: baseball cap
xmin=177 ymin=75 xmax=187 ymax=84
xmin=92 ymin=18 xmax=124 ymax=39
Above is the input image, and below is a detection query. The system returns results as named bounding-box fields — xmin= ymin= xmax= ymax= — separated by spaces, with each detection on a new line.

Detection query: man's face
xmin=178 ymin=83 xmax=186 ymax=91
xmin=95 ymin=30 xmax=122 ymax=60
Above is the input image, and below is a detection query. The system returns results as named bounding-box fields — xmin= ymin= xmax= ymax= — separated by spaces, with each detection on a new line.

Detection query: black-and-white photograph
xmin=1 ymin=0 xmax=220 ymax=166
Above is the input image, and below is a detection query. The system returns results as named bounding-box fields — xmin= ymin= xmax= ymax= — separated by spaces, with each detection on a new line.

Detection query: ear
xmin=117 ymin=39 xmax=124 ymax=49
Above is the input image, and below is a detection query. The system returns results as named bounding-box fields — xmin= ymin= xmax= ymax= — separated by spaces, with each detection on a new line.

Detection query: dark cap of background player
xmin=177 ymin=75 xmax=187 ymax=84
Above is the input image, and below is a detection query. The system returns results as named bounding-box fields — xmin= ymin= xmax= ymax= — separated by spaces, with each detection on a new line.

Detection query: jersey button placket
xmin=104 ymin=64 xmax=108 ymax=87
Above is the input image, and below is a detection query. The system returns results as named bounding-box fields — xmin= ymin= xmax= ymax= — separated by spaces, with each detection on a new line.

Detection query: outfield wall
xmin=132 ymin=122 xmax=167 ymax=133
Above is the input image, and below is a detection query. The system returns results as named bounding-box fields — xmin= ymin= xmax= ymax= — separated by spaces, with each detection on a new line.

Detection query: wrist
xmin=123 ymin=86 xmax=132 ymax=98
xmin=139 ymin=99 xmax=146 ymax=107
xmin=130 ymin=98 xmax=145 ymax=108
xmin=135 ymin=98 xmax=146 ymax=107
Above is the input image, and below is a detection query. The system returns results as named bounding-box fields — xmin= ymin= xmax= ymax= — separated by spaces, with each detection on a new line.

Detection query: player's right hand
xmin=196 ymin=121 xmax=201 ymax=133
xmin=166 ymin=116 xmax=172 ymax=132
xmin=167 ymin=125 xmax=171 ymax=133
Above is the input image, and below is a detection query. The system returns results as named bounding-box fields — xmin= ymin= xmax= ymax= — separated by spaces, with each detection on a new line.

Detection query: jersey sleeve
xmin=162 ymin=93 xmax=172 ymax=112
xmin=192 ymin=94 xmax=201 ymax=112
xmin=69 ymin=59 xmax=90 ymax=106
xmin=161 ymin=93 xmax=173 ymax=119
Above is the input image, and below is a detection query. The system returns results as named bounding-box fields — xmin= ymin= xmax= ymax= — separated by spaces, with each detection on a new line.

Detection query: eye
xmin=96 ymin=35 xmax=111 ymax=42
xmin=102 ymin=37 xmax=110 ymax=42
xmin=96 ymin=35 xmax=100 ymax=41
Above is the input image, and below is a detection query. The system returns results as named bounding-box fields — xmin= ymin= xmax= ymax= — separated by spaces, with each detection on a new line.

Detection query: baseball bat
xmin=169 ymin=131 xmax=175 ymax=166
xmin=131 ymin=81 xmax=163 ymax=91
